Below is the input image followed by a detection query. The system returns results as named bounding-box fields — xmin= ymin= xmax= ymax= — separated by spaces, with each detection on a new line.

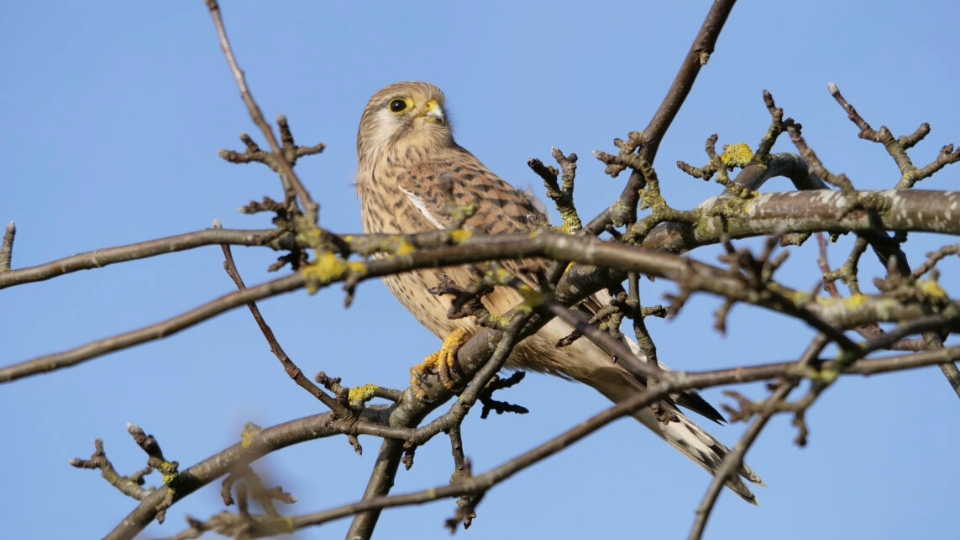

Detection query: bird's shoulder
xmin=389 ymin=144 xmax=550 ymax=235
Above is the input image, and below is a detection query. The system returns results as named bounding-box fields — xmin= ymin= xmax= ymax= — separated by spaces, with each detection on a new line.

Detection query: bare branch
xmin=585 ymin=0 xmax=738 ymax=233
xmin=0 ymin=221 xmax=14 ymax=272
xmin=217 ymin=223 xmax=352 ymax=418
xmin=141 ymin=343 xmax=960 ymax=539
xmin=0 ymin=228 xmax=285 ymax=289
xmin=6 ymin=225 xmax=957 ymax=384
xmin=204 ymin=0 xmax=319 ymax=222
xmin=828 ymin=82 xmax=960 ymax=188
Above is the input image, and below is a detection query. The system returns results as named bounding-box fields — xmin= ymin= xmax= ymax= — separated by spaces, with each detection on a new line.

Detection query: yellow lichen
xmin=301 ymin=252 xmax=348 ymax=294
xmin=772 ymin=285 xmax=812 ymax=307
xmin=721 ymin=143 xmax=755 ymax=168
xmin=812 ymin=368 xmax=839 ymax=384
xmin=517 ymin=284 xmax=546 ymax=307
xmin=158 ymin=460 xmax=180 ymax=486
xmin=491 ymin=267 xmax=513 ymax=284
xmin=818 ymin=350 xmax=859 ymax=383
xmin=815 ymin=296 xmax=840 ymax=306
xmin=348 ymin=384 xmax=379 ymax=407
xmin=347 ymin=261 xmax=368 ymax=276
xmin=843 ymin=294 xmax=869 ymax=308
xmin=730 ymin=188 xmax=759 ymax=199
xmin=450 ymin=229 xmax=473 ymax=244
xmin=553 ymin=220 xmax=578 ymax=235
xmin=240 ymin=422 xmax=262 ymax=449
xmin=297 ymin=227 xmax=326 ymax=249
xmin=918 ymin=279 xmax=947 ymax=299
xmin=487 ymin=313 xmax=511 ymax=326
xmin=395 ymin=238 xmax=417 ymax=256
xmin=554 ymin=208 xmax=582 ymax=233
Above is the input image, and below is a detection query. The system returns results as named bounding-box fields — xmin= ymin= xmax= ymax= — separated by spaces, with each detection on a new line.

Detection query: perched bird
xmin=356 ymin=81 xmax=764 ymax=503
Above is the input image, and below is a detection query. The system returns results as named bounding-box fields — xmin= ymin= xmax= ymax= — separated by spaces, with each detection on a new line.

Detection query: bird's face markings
xmin=385 ymin=92 xmax=446 ymax=128
xmin=357 ymin=83 xmax=454 ymax=160
xmin=359 ymin=82 xmax=449 ymax=145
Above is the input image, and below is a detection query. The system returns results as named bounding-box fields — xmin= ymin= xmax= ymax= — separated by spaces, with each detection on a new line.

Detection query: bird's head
xmin=358 ymin=82 xmax=454 ymax=161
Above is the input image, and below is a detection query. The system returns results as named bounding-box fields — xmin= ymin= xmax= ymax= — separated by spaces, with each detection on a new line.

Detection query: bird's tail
xmin=580 ymin=363 xmax=765 ymax=504
xmin=523 ymin=316 xmax=766 ymax=503
xmin=534 ymin=313 xmax=766 ymax=504
xmin=644 ymin=403 xmax=765 ymax=504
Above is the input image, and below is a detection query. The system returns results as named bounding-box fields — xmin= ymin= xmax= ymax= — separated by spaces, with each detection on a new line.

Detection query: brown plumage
xmin=356 ymin=82 xmax=764 ymax=503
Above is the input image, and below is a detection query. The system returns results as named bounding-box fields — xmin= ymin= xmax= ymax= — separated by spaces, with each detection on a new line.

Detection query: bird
xmin=356 ymin=81 xmax=764 ymax=503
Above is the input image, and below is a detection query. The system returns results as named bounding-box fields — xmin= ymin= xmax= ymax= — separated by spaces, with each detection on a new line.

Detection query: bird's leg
xmin=410 ymin=272 xmax=494 ymax=398
xmin=410 ymin=327 xmax=469 ymax=399
xmin=428 ymin=271 xmax=492 ymax=320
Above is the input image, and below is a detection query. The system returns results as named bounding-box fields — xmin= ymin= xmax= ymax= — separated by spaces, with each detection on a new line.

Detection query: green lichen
xmin=486 ymin=313 xmax=511 ymax=327
xmin=296 ymin=226 xmax=328 ymax=249
xmin=158 ymin=460 xmax=180 ymax=486
xmin=517 ymin=284 xmax=546 ymax=308
xmin=557 ymin=208 xmax=582 ymax=233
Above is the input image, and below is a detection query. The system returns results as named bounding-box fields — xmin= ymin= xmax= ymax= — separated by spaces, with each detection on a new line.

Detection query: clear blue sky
xmin=2 ymin=2 xmax=958 ymax=539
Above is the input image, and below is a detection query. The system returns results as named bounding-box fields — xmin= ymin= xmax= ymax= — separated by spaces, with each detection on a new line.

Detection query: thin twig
xmin=0 ymin=221 xmax=14 ymax=272
xmin=688 ymin=380 xmax=795 ymax=540
xmin=345 ymin=313 xmax=533 ymax=539
xmin=584 ymin=0 xmax=738 ymax=233
xmin=0 ymin=228 xmax=284 ymax=290
xmin=205 ymin=0 xmax=319 ymax=222
xmin=543 ymin=299 xmax=661 ymax=381
xmin=1 ymin=272 xmax=304 ymax=383
xmin=216 ymin=221 xmax=351 ymax=418
xmin=296 ymin=381 xmax=675 ymax=532
xmin=689 ymin=333 xmax=828 ymax=539
xmin=104 ymin=341 xmax=960 ymax=539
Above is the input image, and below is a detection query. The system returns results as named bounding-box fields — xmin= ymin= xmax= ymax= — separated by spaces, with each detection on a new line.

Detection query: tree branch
xmin=0 ymin=228 xmax=285 ymax=289
xmin=585 ymin=0 xmax=738 ymax=233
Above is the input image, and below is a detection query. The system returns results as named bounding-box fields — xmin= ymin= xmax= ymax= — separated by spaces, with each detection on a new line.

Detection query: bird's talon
xmin=409 ymin=328 xmax=469 ymax=398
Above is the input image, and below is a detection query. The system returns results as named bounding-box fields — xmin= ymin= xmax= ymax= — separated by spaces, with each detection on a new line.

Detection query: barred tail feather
xmin=535 ymin=318 xmax=766 ymax=504
xmin=572 ymin=351 xmax=765 ymax=504
xmin=649 ymin=407 xmax=765 ymax=504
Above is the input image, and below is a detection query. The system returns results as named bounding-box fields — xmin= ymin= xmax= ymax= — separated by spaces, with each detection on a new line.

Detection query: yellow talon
xmin=411 ymin=328 xmax=470 ymax=398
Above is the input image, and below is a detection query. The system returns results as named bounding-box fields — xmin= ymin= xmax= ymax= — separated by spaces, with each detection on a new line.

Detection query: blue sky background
xmin=2 ymin=2 xmax=958 ymax=539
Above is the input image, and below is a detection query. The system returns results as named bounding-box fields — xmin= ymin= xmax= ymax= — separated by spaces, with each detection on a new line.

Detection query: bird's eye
xmin=389 ymin=99 xmax=408 ymax=113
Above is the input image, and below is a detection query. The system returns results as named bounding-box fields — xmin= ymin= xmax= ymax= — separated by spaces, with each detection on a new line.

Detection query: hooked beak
xmin=422 ymin=99 xmax=445 ymax=125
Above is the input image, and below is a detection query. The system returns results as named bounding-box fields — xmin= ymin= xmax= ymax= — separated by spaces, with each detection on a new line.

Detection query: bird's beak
xmin=422 ymin=99 xmax=445 ymax=125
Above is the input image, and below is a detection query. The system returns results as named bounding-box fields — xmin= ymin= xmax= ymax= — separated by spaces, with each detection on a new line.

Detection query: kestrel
xmin=356 ymin=82 xmax=764 ymax=503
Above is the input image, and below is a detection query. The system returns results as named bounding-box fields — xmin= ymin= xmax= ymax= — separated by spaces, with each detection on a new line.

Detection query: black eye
xmin=389 ymin=99 xmax=407 ymax=113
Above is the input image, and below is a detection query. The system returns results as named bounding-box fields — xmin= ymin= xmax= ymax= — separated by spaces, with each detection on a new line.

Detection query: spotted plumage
xmin=356 ymin=82 xmax=764 ymax=503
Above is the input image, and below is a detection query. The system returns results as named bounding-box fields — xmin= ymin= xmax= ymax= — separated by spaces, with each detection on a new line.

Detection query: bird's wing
xmin=393 ymin=144 xmax=550 ymax=235
xmin=395 ymin=145 xmax=724 ymax=422
xmin=393 ymin=144 xmax=551 ymax=309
